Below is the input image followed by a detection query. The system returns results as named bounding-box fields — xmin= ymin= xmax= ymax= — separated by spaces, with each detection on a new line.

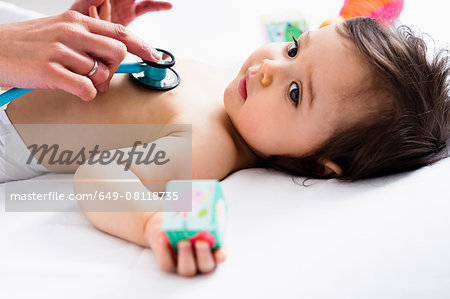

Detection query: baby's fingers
xmin=153 ymin=232 xmax=175 ymax=272
xmin=177 ymin=241 xmax=197 ymax=277
xmin=214 ymin=248 xmax=227 ymax=264
xmin=195 ymin=241 xmax=215 ymax=273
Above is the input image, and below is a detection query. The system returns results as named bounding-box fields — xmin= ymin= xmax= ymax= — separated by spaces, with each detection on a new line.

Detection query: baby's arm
xmin=73 ymin=133 xmax=226 ymax=276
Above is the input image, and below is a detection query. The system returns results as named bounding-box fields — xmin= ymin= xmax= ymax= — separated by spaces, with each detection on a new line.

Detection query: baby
xmin=1 ymin=6 xmax=449 ymax=276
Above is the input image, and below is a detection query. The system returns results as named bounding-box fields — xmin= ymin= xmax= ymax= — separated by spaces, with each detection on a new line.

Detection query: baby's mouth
xmin=238 ymin=72 xmax=248 ymax=100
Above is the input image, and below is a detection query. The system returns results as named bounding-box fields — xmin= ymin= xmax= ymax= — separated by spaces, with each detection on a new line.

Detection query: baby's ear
xmin=317 ymin=159 xmax=343 ymax=177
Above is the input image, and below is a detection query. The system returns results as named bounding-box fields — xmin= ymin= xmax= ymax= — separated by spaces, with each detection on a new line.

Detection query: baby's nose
xmin=261 ymin=59 xmax=276 ymax=86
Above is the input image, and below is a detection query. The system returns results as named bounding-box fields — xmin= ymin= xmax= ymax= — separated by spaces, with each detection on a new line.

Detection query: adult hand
xmin=146 ymin=213 xmax=227 ymax=277
xmin=70 ymin=0 xmax=172 ymax=26
xmin=0 ymin=11 xmax=161 ymax=101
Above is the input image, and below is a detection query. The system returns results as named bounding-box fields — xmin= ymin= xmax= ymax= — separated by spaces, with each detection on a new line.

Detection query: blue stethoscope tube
xmin=0 ymin=48 xmax=180 ymax=107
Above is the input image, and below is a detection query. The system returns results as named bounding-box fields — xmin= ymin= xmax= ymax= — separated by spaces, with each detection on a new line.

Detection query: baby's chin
xmin=223 ymin=78 xmax=236 ymax=108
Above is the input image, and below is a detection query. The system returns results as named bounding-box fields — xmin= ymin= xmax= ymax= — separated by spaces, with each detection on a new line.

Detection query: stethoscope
xmin=0 ymin=48 xmax=180 ymax=107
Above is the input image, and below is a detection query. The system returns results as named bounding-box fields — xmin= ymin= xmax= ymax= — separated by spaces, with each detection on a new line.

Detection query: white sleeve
xmin=0 ymin=1 xmax=45 ymax=24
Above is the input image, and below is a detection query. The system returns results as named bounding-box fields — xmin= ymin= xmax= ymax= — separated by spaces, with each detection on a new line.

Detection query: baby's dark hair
xmin=267 ymin=17 xmax=450 ymax=181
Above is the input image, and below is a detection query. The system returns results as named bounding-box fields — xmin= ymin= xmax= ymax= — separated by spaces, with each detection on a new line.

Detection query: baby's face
xmin=224 ymin=24 xmax=371 ymax=158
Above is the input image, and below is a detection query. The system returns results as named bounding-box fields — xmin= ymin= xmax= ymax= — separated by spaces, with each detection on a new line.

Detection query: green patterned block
xmin=162 ymin=180 xmax=227 ymax=251
xmin=262 ymin=12 xmax=309 ymax=42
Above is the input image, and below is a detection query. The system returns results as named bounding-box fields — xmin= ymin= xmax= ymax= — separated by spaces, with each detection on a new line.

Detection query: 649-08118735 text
xmin=8 ymin=191 xmax=180 ymax=201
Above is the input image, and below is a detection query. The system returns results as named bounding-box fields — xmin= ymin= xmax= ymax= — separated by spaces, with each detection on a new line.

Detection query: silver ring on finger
xmin=85 ymin=59 xmax=98 ymax=77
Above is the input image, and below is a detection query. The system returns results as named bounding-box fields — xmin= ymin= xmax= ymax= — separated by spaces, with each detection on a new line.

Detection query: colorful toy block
xmin=162 ymin=180 xmax=227 ymax=251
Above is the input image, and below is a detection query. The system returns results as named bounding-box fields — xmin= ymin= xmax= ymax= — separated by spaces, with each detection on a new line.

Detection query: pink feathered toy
xmin=320 ymin=0 xmax=404 ymax=28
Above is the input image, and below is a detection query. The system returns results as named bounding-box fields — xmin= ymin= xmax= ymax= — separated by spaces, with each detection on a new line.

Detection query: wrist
xmin=144 ymin=212 xmax=163 ymax=248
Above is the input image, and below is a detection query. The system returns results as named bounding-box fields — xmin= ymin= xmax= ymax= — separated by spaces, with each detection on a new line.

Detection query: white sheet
xmin=1 ymin=0 xmax=450 ymax=298
xmin=1 ymin=158 xmax=450 ymax=298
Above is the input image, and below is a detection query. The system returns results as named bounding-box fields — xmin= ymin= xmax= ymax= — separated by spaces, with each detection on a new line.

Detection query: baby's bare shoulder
xmin=191 ymin=124 xmax=238 ymax=180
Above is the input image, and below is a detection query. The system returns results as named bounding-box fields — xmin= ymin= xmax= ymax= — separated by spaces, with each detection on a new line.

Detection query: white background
xmin=4 ymin=0 xmax=450 ymax=69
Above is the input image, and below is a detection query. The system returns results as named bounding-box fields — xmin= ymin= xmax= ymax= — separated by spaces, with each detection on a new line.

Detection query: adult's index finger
xmin=80 ymin=15 xmax=158 ymax=62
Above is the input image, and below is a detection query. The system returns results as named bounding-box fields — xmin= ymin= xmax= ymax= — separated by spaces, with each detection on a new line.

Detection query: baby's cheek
xmin=237 ymin=109 xmax=271 ymax=148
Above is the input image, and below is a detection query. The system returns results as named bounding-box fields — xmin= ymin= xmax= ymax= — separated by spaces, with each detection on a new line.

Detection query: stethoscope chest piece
xmin=129 ymin=48 xmax=180 ymax=91
xmin=129 ymin=67 xmax=180 ymax=91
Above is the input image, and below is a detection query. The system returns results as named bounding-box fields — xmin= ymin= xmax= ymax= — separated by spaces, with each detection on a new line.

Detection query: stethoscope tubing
xmin=0 ymin=61 xmax=150 ymax=107
xmin=0 ymin=88 xmax=34 ymax=106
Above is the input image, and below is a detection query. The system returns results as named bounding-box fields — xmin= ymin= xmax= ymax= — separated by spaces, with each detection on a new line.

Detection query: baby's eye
xmin=288 ymin=82 xmax=301 ymax=106
xmin=287 ymin=37 xmax=299 ymax=57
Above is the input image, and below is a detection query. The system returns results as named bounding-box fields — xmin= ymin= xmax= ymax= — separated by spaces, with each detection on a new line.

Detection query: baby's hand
xmin=145 ymin=213 xmax=227 ymax=277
